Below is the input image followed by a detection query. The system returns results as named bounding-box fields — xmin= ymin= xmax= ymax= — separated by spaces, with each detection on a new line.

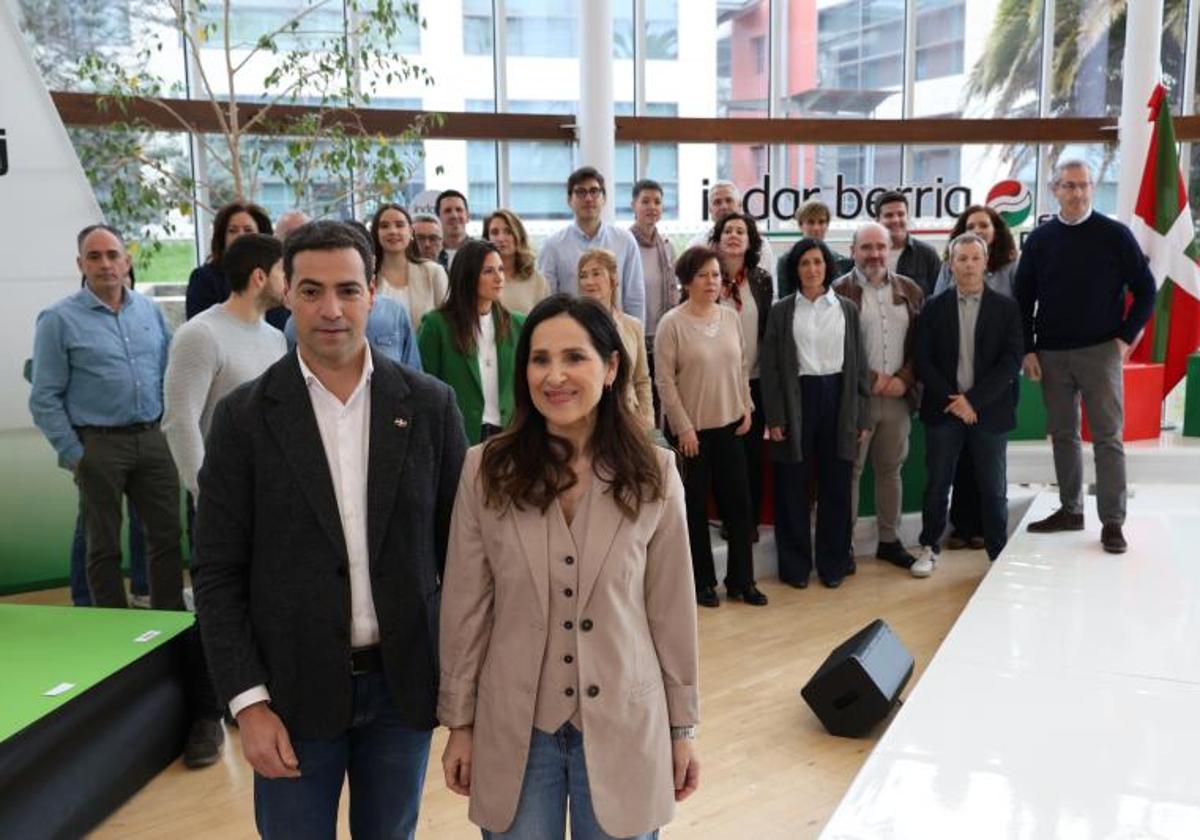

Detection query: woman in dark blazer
xmin=709 ymin=211 xmax=774 ymax=535
xmin=761 ymin=238 xmax=872 ymax=589
xmin=418 ymin=239 xmax=524 ymax=445
xmin=185 ymin=201 xmax=276 ymax=323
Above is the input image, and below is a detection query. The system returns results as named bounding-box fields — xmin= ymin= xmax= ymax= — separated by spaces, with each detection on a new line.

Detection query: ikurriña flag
xmin=1128 ymin=82 xmax=1200 ymax=397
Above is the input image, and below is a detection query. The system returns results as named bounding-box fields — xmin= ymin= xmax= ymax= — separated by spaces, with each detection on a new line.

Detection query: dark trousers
xmin=948 ymin=448 xmax=983 ymax=539
xmin=254 ymin=672 xmax=432 ymax=840
xmin=74 ymin=426 xmax=184 ymax=609
xmin=70 ymin=496 xmax=146 ymax=606
xmin=646 ymin=342 xmax=663 ymax=429
xmin=772 ymin=374 xmax=859 ymax=583
xmin=680 ymin=421 xmax=755 ymax=591
xmin=919 ymin=421 xmax=1009 ymax=560
xmin=742 ymin=378 xmax=766 ymax=527
xmin=774 ymin=374 xmax=853 ymax=585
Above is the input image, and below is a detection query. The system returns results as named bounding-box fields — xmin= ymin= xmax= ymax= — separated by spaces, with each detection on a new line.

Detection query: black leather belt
xmin=351 ymin=645 xmax=383 ymax=675
xmin=75 ymin=420 xmax=160 ymax=434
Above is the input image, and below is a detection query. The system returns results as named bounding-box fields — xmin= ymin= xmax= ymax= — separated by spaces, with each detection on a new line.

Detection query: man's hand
xmin=1116 ymin=337 xmax=1131 ymax=361
xmin=857 ymin=428 xmax=870 ymax=443
xmin=768 ymin=426 xmax=787 ymax=443
xmin=870 ymin=372 xmax=888 ymax=395
xmin=881 ymin=376 xmax=907 ymax=398
xmin=672 ymin=739 xmax=700 ymax=802
xmin=442 ymin=727 xmax=473 ymax=796
xmin=1022 ymin=352 xmax=1042 ymax=381
xmin=734 ymin=411 xmax=752 ymax=436
xmin=237 ymin=702 xmax=300 ymax=779
xmin=945 ymin=394 xmax=978 ymax=425
xmin=677 ymin=429 xmax=700 ymax=458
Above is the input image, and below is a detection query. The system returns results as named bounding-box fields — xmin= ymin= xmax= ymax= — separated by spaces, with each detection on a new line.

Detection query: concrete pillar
xmin=579 ymin=0 xmax=615 ymax=222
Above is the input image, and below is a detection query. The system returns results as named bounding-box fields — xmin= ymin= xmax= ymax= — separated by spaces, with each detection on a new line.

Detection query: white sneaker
xmin=129 ymin=593 xmax=152 ymax=609
xmin=910 ymin=546 xmax=937 ymax=578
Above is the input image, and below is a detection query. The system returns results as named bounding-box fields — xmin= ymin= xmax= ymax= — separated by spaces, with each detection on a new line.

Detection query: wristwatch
xmin=670 ymin=725 xmax=697 ymax=741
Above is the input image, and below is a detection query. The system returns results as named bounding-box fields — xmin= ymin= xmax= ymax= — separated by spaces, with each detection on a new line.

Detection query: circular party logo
xmin=986 ymin=180 xmax=1033 ymax=227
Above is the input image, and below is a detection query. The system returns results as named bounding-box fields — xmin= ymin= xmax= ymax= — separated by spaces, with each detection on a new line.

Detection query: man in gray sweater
xmin=161 ymin=232 xmax=287 ymax=766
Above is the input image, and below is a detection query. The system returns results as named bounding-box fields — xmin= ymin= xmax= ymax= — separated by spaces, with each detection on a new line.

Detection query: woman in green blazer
xmin=419 ymin=239 xmax=525 ymax=444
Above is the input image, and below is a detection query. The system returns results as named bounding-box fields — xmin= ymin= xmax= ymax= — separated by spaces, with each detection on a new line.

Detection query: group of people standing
xmin=26 ymin=156 xmax=1155 ymax=839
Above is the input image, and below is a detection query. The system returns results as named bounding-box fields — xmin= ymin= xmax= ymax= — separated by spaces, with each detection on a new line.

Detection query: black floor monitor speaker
xmin=801 ymin=618 xmax=914 ymax=737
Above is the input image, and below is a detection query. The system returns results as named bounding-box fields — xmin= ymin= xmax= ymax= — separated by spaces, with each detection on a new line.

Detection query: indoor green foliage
xmin=24 ymin=0 xmax=439 ymax=259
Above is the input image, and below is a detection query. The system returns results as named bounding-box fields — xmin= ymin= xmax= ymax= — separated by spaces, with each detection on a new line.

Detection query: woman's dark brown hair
xmin=708 ymin=211 xmax=762 ymax=271
xmin=943 ymin=204 xmax=1018 ymax=271
xmin=674 ymin=245 xmax=721 ymax=302
xmin=207 ymin=201 xmax=272 ymax=267
xmin=480 ymin=294 xmax=664 ymax=519
xmin=440 ymin=239 xmax=513 ymax=356
xmin=369 ymin=203 xmax=428 ymax=269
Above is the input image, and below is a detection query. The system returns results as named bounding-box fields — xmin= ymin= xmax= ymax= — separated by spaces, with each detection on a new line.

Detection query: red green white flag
xmin=1129 ymin=83 xmax=1200 ymax=397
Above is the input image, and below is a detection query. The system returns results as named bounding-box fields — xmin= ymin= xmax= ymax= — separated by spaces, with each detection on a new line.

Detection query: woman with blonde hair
xmin=485 ymin=208 xmax=550 ymax=314
xmin=370 ymin=202 xmax=450 ymax=329
xmin=577 ymin=247 xmax=654 ymax=431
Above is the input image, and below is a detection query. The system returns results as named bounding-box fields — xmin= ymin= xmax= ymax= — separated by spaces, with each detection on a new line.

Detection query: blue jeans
xmin=483 ymin=724 xmax=658 ymax=840
xmin=70 ymin=496 xmax=147 ymax=606
xmin=254 ymin=672 xmax=432 ymax=840
xmin=919 ymin=421 xmax=1009 ymax=560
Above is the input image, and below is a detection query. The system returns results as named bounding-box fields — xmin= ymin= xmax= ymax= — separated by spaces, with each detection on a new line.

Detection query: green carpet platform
xmin=0 ymin=605 xmax=193 ymax=837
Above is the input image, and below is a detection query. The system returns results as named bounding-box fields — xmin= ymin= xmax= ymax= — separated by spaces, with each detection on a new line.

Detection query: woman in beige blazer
xmin=439 ymin=294 xmax=700 ymax=839
xmin=369 ymin=202 xmax=449 ymax=329
xmin=576 ymin=247 xmax=655 ymax=432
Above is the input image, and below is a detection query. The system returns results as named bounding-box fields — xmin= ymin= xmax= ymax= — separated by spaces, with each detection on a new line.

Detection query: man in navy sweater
xmin=1014 ymin=159 xmax=1155 ymax=553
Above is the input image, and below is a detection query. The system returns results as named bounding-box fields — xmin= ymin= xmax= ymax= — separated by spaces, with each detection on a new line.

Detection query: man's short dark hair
xmin=872 ymin=190 xmax=908 ymax=218
xmin=435 ymin=189 xmax=469 ymax=216
xmin=632 ymin=178 xmax=663 ymax=200
xmin=76 ymin=223 xmax=126 ymax=252
xmin=567 ymin=166 xmax=606 ymax=196
xmin=283 ymin=220 xmax=374 ymax=283
xmin=224 ymin=233 xmax=283 ymax=293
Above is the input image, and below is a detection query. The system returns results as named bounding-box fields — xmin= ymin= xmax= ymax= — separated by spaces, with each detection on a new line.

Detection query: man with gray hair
xmin=1014 ymin=159 xmax=1155 ymax=553
xmin=910 ymin=232 xmax=1023 ymax=576
xmin=689 ymin=179 xmax=777 ymax=285
xmin=833 ymin=222 xmax=925 ymax=573
xmin=411 ymin=213 xmax=444 ymax=262
xmin=274 ymin=209 xmax=310 ymax=241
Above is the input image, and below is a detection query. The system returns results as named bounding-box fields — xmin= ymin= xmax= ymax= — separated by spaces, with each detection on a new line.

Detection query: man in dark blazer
xmin=911 ymin=232 xmax=1022 ymax=577
xmin=193 ymin=221 xmax=467 ymax=839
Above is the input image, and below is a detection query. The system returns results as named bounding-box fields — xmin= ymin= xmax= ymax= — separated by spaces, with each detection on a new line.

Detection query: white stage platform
xmin=821 ymin=484 xmax=1200 ymax=840
xmin=1008 ymin=429 xmax=1200 ymax=485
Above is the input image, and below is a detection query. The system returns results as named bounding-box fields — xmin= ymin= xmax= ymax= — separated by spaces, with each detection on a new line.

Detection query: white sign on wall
xmin=0 ymin=1 xmax=103 ymax=431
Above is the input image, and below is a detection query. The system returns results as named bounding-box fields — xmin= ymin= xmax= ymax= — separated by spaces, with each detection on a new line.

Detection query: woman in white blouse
xmin=369 ymin=203 xmax=449 ymax=329
xmin=760 ymin=238 xmax=871 ymax=589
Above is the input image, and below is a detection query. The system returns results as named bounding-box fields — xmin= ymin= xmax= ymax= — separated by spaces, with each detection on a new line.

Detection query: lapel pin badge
xmin=394 ymin=417 xmax=409 ymax=428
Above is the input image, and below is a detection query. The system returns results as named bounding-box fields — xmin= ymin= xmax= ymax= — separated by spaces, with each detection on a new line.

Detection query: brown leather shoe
xmin=1027 ymin=509 xmax=1085 ymax=533
xmin=944 ymin=533 xmax=968 ymax=550
xmin=1101 ymin=523 xmax=1128 ymax=554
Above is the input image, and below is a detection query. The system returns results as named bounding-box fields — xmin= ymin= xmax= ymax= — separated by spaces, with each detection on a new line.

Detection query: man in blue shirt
xmin=1015 ymin=160 xmax=1156 ymax=554
xmin=29 ymin=224 xmax=184 ymax=610
xmin=537 ymin=166 xmax=646 ymax=322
